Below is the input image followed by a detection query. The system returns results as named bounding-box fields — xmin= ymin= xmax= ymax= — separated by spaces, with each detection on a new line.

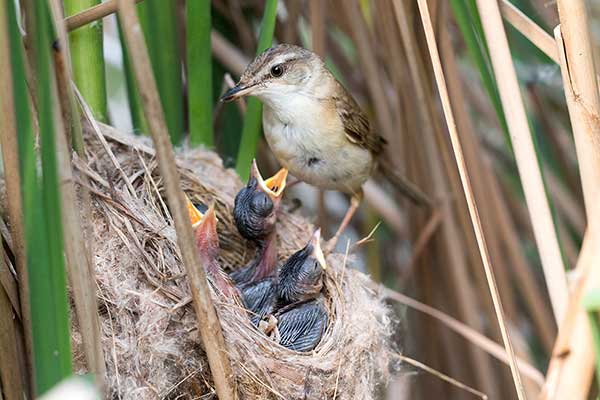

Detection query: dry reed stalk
xmin=339 ymin=0 xmax=395 ymax=145
xmin=0 ymin=277 xmax=24 ymax=400
xmin=554 ymin=3 xmax=600 ymax=227
xmin=383 ymin=287 xmax=544 ymax=386
xmin=53 ymin=88 xmax=106 ymax=386
xmin=543 ymin=167 xmax=585 ymax=236
xmin=438 ymin=16 xmax=554 ymax=349
xmin=499 ymin=0 xmax=557 ymax=63
xmin=310 ymin=0 xmax=328 ymax=237
xmin=541 ymin=225 xmax=599 ymax=400
xmin=116 ymin=1 xmax=235 ymax=398
xmin=211 ymin=30 xmax=248 ymax=76
xmin=392 ymin=1 xmax=501 ymax=396
xmin=474 ymin=0 xmax=568 ymax=324
xmin=437 ymin=22 xmax=516 ymax=336
xmin=413 ymin=0 xmax=527 ymax=398
xmin=0 ymin=261 xmax=19 ymax=320
xmin=526 ymin=85 xmax=582 ymax=199
xmin=65 ymin=0 xmax=143 ymax=31
xmin=227 ymin=0 xmax=255 ymax=53
xmin=393 ymin=353 xmax=488 ymax=400
xmin=485 ymin=162 xmax=556 ymax=351
xmin=0 ymin=5 xmax=33 ymax=395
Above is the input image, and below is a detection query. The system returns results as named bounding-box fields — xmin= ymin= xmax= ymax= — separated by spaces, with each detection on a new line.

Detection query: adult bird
xmin=231 ymin=159 xmax=287 ymax=285
xmin=187 ymin=198 xmax=239 ymax=299
xmin=221 ymin=44 xmax=429 ymax=253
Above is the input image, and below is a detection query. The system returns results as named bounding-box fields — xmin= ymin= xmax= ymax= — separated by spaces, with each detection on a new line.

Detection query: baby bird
xmin=275 ymin=299 xmax=328 ymax=352
xmin=221 ymin=44 xmax=429 ymax=253
xmin=187 ymin=199 xmax=239 ymax=299
xmin=241 ymin=229 xmax=328 ymax=352
xmin=231 ymin=160 xmax=287 ymax=285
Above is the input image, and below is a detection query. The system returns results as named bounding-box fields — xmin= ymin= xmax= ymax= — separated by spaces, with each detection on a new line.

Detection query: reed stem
xmin=187 ymin=0 xmax=213 ymax=147
xmin=64 ymin=0 xmax=107 ymax=121
xmin=235 ymin=0 xmax=278 ymax=180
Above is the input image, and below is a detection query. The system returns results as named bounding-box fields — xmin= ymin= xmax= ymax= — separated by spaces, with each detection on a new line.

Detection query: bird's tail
xmin=378 ymin=158 xmax=432 ymax=208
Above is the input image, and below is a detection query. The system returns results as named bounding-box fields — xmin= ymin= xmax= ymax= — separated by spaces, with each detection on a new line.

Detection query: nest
xmin=70 ymin=122 xmax=394 ymax=399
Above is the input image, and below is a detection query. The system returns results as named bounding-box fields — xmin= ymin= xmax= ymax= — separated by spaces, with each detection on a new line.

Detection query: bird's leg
xmin=324 ymin=191 xmax=362 ymax=254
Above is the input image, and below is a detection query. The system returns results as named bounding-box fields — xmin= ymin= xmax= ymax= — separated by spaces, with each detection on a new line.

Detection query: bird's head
xmin=220 ymin=44 xmax=325 ymax=105
xmin=187 ymin=198 xmax=219 ymax=261
xmin=234 ymin=159 xmax=288 ymax=242
xmin=277 ymin=229 xmax=327 ymax=304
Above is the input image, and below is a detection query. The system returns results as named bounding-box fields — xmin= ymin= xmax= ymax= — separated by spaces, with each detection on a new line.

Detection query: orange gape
xmin=187 ymin=197 xmax=203 ymax=227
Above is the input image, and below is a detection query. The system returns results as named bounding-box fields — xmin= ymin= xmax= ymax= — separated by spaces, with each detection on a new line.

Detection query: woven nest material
xmin=70 ymin=122 xmax=394 ymax=399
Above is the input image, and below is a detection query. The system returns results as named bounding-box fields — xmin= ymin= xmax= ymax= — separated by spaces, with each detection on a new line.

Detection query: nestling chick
xmin=231 ymin=160 xmax=288 ymax=285
xmin=275 ymin=299 xmax=328 ymax=352
xmin=275 ymin=228 xmax=327 ymax=307
xmin=240 ymin=229 xmax=327 ymax=326
xmin=187 ymin=198 xmax=239 ymax=299
xmin=222 ymin=44 xmax=428 ymax=253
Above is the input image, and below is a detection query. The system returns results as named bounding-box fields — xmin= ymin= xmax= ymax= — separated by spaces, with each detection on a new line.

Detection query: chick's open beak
xmin=310 ymin=228 xmax=327 ymax=270
xmin=250 ymin=159 xmax=288 ymax=200
xmin=187 ymin=196 xmax=204 ymax=228
xmin=196 ymin=204 xmax=218 ymax=239
xmin=186 ymin=196 xmax=218 ymax=239
xmin=220 ymin=82 xmax=256 ymax=102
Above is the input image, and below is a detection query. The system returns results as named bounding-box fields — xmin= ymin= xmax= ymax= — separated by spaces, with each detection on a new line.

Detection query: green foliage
xmin=235 ymin=0 xmax=278 ymax=180
xmin=65 ymin=0 xmax=107 ymax=122
xmin=137 ymin=0 xmax=183 ymax=144
xmin=118 ymin=21 xmax=149 ymax=135
xmin=13 ymin=0 xmax=72 ymax=394
xmin=188 ymin=0 xmax=213 ymax=147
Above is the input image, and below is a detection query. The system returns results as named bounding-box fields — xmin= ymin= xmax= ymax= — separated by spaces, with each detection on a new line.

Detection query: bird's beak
xmin=187 ymin=196 xmax=204 ymax=228
xmin=220 ymin=82 xmax=256 ymax=102
xmin=310 ymin=228 xmax=327 ymax=270
xmin=186 ymin=195 xmax=218 ymax=236
xmin=250 ymin=159 xmax=288 ymax=201
xmin=196 ymin=203 xmax=218 ymax=240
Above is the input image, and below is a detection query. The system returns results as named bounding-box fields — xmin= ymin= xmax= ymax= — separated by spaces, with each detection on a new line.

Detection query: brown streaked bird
xmin=221 ymin=44 xmax=429 ymax=253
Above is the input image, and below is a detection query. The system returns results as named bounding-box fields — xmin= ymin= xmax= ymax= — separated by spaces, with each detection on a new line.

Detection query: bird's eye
xmin=270 ymin=64 xmax=284 ymax=77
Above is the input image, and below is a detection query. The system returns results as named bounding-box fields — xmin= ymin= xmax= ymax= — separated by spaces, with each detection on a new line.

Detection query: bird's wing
xmin=278 ymin=301 xmax=328 ymax=352
xmin=240 ymin=278 xmax=276 ymax=324
xmin=333 ymin=91 xmax=386 ymax=155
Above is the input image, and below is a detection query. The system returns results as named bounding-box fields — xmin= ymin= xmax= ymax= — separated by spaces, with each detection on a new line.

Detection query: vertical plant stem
xmin=47 ymin=0 xmax=106 ymax=383
xmin=118 ymin=22 xmax=149 ymax=135
xmin=392 ymin=1 xmax=501 ymax=396
xmin=187 ymin=0 xmax=213 ymax=147
xmin=235 ymin=0 xmax=278 ymax=180
xmin=412 ymin=0 xmax=526 ymax=398
xmin=472 ymin=0 xmax=568 ymax=323
xmin=64 ymin=0 xmax=107 ymax=122
xmin=541 ymin=225 xmax=598 ymax=400
xmin=26 ymin=0 xmax=72 ymax=394
xmin=555 ymin=1 xmax=600 ymax=229
xmin=0 ymin=0 xmax=33 ymax=395
xmin=137 ymin=0 xmax=183 ymax=144
xmin=117 ymin=1 xmax=235 ymax=398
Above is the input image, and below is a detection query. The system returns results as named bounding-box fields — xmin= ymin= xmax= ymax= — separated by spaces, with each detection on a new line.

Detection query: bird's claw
xmin=258 ymin=315 xmax=281 ymax=343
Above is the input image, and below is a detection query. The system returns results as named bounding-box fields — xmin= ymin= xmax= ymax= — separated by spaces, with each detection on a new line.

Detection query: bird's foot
xmin=258 ymin=315 xmax=279 ymax=336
